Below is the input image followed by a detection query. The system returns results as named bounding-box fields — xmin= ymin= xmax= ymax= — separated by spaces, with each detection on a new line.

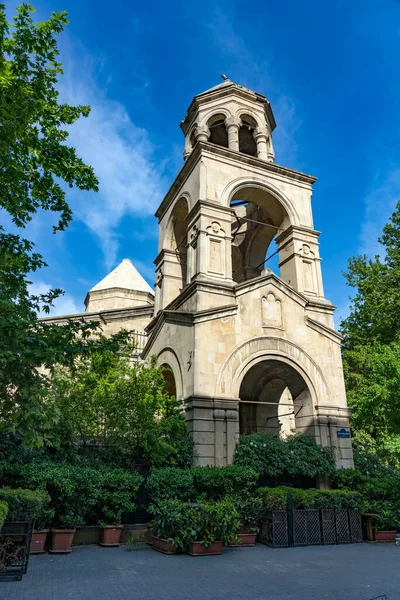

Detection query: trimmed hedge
xmin=234 ymin=433 xmax=336 ymax=478
xmin=146 ymin=468 xmax=194 ymax=503
xmin=0 ymin=488 xmax=50 ymax=523
xmin=192 ymin=466 xmax=258 ymax=501
xmin=2 ymin=463 xmax=143 ymax=528
xmin=0 ymin=500 xmax=8 ymax=530
xmin=256 ymin=487 xmax=362 ymax=512
xmin=146 ymin=466 xmax=258 ymax=504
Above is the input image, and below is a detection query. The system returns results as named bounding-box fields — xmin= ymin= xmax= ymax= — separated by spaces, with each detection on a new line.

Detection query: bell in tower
xmin=143 ymin=78 xmax=354 ymax=470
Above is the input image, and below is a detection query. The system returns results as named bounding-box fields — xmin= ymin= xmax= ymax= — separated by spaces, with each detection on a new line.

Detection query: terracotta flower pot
xmin=30 ymin=529 xmax=49 ymax=554
xmin=146 ymin=522 xmax=154 ymax=545
xmin=189 ymin=541 xmax=223 ymax=556
xmin=99 ymin=525 xmax=123 ymax=547
xmin=152 ymin=534 xmax=177 ymax=554
xmin=49 ymin=528 xmax=76 ymax=553
xmin=374 ymin=530 xmax=397 ymax=543
xmin=228 ymin=532 xmax=257 ymax=547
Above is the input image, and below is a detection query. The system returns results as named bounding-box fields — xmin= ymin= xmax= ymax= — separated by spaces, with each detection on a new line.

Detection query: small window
xmin=239 ymin=120 xmax=257 ymax=157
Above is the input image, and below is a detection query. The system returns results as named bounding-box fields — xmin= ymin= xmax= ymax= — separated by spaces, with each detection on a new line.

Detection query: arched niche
xmin=238 ymin=114 xmax=257 ymax=157
xmin=157 ymin=347 xmax=184 ymax=401
xmin=207 ymin=113 xmax=229 ymax=148
xmin=161 ymin=364 xmax=177 ymax=398
xmin=230 ymin=185 xmax=292 ymax=283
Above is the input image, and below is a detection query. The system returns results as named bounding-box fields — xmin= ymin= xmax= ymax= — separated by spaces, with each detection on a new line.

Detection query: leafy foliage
xmin=232 ymin=495 xmax=263 ymax=533
xmin=0 ymin=3 xmax=122 ymax=447
xmin=256 ymin=487 xmax=287 ymax=510
xmin=0 ymin=487 xmax=50 ymax=523
xmin=192 ymin=466 xmax=258 ymax=501
xmin=233 ymin=433 xmax=335 ymax=478
xmin=146 ymin=468 xmax=194 ymax=504
xmin=256 ymin=486 xmax=362 ymax=512
xmin=45 ymin=349 xmax=194 ymax=468
xmin=150 ymin=498 xmax=240 ymax=550
xmin=0 ymin=501 xmax=8 ymax=530
xmin=96 ymin=469 xmax=143 ymax=526
xmin=341 ymin=200 xmax=400 ymax=462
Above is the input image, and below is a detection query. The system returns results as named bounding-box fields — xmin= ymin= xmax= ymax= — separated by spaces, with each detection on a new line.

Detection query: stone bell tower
xmin=143 ymin=78 xmax=354 ymax=469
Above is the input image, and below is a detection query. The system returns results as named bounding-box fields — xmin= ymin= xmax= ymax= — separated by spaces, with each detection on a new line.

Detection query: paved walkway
xmin=1 ymin=543 xmax=398 ymax=600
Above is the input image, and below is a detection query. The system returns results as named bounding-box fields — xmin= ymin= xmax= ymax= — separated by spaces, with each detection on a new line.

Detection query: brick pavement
xmin=1 ymin=543 xmax=399 ymax=600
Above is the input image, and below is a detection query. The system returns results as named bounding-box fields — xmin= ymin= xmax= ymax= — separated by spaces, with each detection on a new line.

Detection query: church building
xmin=45 ymin=78 xmax=354 ymax=469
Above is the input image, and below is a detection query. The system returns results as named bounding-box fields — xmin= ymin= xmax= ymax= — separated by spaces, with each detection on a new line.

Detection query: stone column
xmin=225 ymin=116 xmax=241 ymax=152
xmin=253 ymin=127 xmax=269 ymax=160
xmin=195 ymin=125 xmax=210 ymax=143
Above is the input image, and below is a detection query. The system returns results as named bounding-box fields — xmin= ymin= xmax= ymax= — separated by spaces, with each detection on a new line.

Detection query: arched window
xmin=230 ymin=186 xmax=290 ymax=284
xmin=239 ymin=115 xmax=257 ymax=157
xmin=207 ymin=114 xmax=229 ymax=148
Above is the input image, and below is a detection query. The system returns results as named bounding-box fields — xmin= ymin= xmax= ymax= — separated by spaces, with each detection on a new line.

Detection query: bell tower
xmin=145 ymin=78 xmax=354 ymax=469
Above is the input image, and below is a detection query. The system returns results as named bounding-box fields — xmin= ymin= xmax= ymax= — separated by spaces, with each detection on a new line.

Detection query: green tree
xmin=47 ymin=344 xmax=194 ymax=468
xmin=341 ymin=200 xmax=400 ymax=464
xmin=0 ymin=4 xmax=119 ymax=446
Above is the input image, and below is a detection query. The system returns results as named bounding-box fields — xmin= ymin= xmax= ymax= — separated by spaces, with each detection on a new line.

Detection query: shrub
xmin=233 ymin=433 xmax=335 ymax=478
xmin=332 ymin=468 xmax=363 ymax=490
xmin=233 ymin=495 xmax=263 ymax=533
xmin=96 ymin=469 xmax=143 ymax=526
xmin=256 ymin=487 xmax=287 ymax=510
xmin=0 ymin=488 xmax=51 ymax=523
xmin=150 ymin=499 xmax=240 ymax=551
xmin=150 ymin=499 xmax=193 ymax=551
xmin=0 ymin=501 xmax=8 ymax=530
xmin=146 ymin=468 xmax=195 ymax=504
xmin=3 ymin=463 xmax=101 ymax=528
xmin=192 ymin=466 xmax=258 ymax=501
xmin=368 ymin=501 xmax=400 ymax=531
xmin=302 ymin=489 xmax=362 ymax=512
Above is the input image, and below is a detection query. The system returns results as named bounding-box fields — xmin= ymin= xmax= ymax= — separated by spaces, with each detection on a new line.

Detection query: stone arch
xmin=206 ymin=112 xmax=229 ymax=148
xmin=234 ymin=108 xmax=263 ymax=129
xmin=227 ymin=180 xmax=298 ymax=283
xmin=223 ymin=178 xmax=300 ymax=226
xmin=157 ymin=347 xmax=184 ymax=401
xmin=215 ymin=336 xmax=330 ymax=403
xmin=164 ymin=196 xmax=190 ymax=293
xmin=238 ymin=114 xmax=258 ymax=157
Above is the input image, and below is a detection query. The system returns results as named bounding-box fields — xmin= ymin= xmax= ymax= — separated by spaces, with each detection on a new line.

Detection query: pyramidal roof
xmin=89 ymin=258 xmax=154 ymax=296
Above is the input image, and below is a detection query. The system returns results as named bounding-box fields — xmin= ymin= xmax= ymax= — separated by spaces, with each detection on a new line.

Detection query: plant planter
xmin=49 ymin=528 xmax=76 ymax=553
xmin=152 ymin=535 xmax=177 ymax=554
xmin=228 ymin=532 xmax=256 ymax=547
xmin=374 ymin=530 xmax=397 ymax=543
xmin=146 ymin=522 xmax=154 ymax=545
xmin=30 ymin=529 xmax=49 ymax=554
xmin=99 ymin=525 xmax=123 ymax=547
xmin=189 ymin=541 xmax=223 ymax=556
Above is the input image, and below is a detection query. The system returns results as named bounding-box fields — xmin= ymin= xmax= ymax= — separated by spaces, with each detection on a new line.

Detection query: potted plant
xmin=373 ymin=507 xmax=398 ymax=543
xmin=97 ymin=469 xmax=142 ymax=547
xmin=150 ymin=499 xmax=191 ymax=554
xmin=188 ymin=499 xmax=239 ymax=556
xmin=230 ymin=496 xmax=262 ymax=547
xmin=30 ymin=499 xmax=55 ymax=554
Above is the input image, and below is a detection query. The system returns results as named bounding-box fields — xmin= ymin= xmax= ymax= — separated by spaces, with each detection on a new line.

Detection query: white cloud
xmin=58 ymin=44 xmax=167 ymax=270
xmin=359 ymin=169 xmax=400 ymax=256
xmin=29 ymin=282 xmax=83 ymax=317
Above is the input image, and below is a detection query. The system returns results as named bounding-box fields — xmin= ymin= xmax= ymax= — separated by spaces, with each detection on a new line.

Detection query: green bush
xmin=332 ymin=468 xmax=363 ymax=490
xmin=256 ymin=487 xmax=287 ymax=510
xmin=233 ymin=495 xmax=263 ymax=533
xmin=0 ymin=501 xmax=8 ymax=530
xmin=146 ymin=468 xmax=195 ymax=504
xmin=233 ymin=433 xmax=335 ymax=478
xmin=192 ymin=466 xmax=258 ymax=501
xmin=302 ymin=489 xmax=362 ymax=511
xmin=0 ymin=488 xmax=51 ymax=524
xmin=96 ymin=469 xmax=143 ymax=526
xmin=150 ymin=498 xmax=240 ymax=551
xmin=3 ymin=463 xmax=102 ymax=528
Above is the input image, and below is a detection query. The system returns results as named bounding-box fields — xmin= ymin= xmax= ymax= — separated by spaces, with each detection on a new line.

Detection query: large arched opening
xmin=238 ymin=359 xmax=314 ymax=438
xmin=166 ymin=197 xmax=189 ymax=296
xmin=230 ymin=185 xmax=293 ymax=284
xmin=161 ymin=364 xmax=177 ymax=398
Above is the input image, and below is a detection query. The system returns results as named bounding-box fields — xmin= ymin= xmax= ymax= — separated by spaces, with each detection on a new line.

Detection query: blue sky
xmin=6 ymin=0 xmax=400 ymax=324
